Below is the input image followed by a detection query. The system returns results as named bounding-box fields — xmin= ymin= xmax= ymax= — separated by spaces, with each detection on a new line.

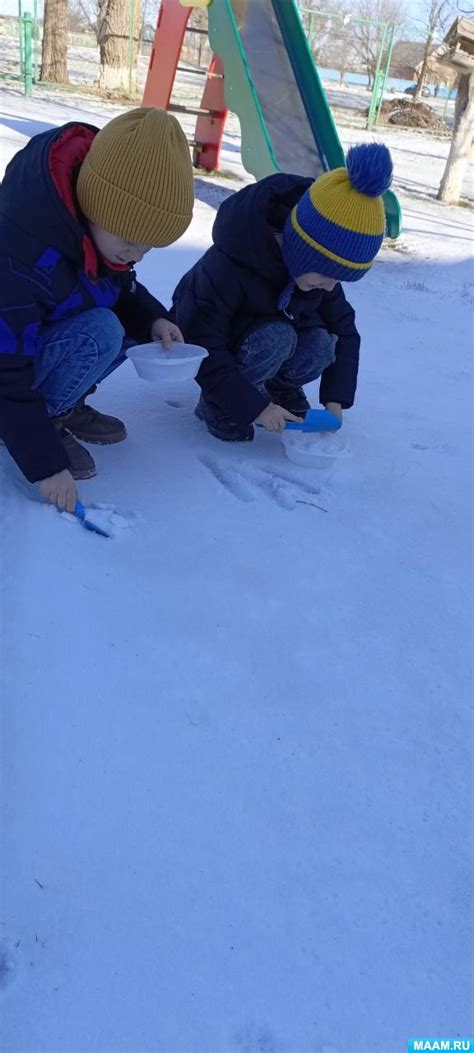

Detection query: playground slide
xmin=214 ymin=0 xmax=342 ymax=179
xmin=207 ymin=0 xmax=401 ymax=237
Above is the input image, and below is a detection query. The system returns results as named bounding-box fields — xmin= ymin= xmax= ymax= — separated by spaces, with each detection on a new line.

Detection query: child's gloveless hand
xmin=38 ymin=469 xmax=78 ymax=513
xmin=255 ymin=404 xmax=303 ymax=432
xmin=151 ymin=318 xmax=184 ymax=349
xmin=325 ymin=401 xmax=343 ymax=423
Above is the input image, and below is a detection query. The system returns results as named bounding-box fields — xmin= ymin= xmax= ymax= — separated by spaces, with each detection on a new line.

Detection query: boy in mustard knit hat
xmin=173 ymin=142 xmax=392 ymax=442
xmin=0 ymin=107 xmax=194 ymax=510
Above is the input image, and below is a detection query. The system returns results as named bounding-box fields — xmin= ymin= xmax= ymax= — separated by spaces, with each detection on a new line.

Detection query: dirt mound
xmin=366 ymin=97 xmax=446 ymax=131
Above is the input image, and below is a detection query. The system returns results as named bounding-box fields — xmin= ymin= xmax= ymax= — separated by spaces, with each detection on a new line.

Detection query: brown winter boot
xmin=65 ymin=388 xmax=127 ymax=445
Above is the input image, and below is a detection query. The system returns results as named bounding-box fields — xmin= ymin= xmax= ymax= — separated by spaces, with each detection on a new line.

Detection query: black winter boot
xmin=56 ymin=427 xmax=96 ymax=480
xmin=195 ymin=396 xmax=254 ymax=442
xmin=266 ymin=379 xmax=310 ymax=416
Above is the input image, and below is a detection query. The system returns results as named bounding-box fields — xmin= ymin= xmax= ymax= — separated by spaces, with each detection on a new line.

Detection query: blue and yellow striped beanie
xmin=282 ymin=143 xmax=393 ymax=283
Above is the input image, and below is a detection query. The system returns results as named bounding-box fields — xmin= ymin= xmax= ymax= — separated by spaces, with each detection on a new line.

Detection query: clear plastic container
xmin=281 ymin=430 xmax=351 ymax=469
xmin=126 ymin=341 xmax=207 ymax=382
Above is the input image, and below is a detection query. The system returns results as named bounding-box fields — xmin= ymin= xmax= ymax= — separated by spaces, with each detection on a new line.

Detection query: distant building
xmin=391 ymin=40 xmax=426 ymax=81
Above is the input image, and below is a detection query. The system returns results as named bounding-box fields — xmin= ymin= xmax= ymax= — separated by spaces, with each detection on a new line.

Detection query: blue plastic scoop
xmin=257 ymin=409 xmax=342 ymax=433
xmin=75 ymin=501 xmax=111 ymax=538
xmin=284 ymin=409 xmax=342 ymax=433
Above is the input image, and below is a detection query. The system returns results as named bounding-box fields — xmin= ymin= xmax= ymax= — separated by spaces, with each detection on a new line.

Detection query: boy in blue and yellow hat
xmin=173 ymin=142 xmax=393 ymax=440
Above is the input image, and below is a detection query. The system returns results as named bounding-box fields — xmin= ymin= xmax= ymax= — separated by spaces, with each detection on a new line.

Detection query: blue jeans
xmin=3 ymin=308 xmax=128 ymax=503
xmin=238 ymin=320 xmax=335 ymax=395
xmin=33 ymin=308 xmax=127 ymax=417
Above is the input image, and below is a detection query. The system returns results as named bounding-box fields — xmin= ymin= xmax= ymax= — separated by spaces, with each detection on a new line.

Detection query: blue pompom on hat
xmin=282 ymin=142 xmax=393 ymax=283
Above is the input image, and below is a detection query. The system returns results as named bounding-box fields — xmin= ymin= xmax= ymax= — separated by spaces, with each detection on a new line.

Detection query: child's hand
xmin=151 ymin=318 xmax=184 ymax=350
xmin=255 ymin=404 xmax=303 ymax=432
xmin=325 ymin=401 xmax=343 ymax=423
xmin=38 ymin=469 xmax=78 ymax=513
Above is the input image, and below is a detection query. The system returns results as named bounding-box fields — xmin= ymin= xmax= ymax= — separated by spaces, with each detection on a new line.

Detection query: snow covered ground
xmin=1 ymin=89 xmax=473 ymax=1052
xmin=0 ymin=84 xmax=471 ymax=202
xmin=0 ymin=28 xmax=459 ymax=130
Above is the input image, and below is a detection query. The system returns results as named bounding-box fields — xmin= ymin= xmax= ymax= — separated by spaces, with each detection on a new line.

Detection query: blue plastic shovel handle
xmin=75 ymin=501 xmax=110 ymax=538
xmin=257 ymin=410 xmax=341 ymax=433
xmin=284 ymin=409 xmax=342 ymax=433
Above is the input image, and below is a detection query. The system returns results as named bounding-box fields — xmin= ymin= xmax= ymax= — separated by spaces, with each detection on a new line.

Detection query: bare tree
xmin=188 ymin=5 xmax=209 ymax=67
xmin=41 ymin=0 xmax=69 ymax=83
xmin=300 ymin=0 xmax=339 ymax=61
xmin=352 ymin=0 xmax=407 ymax=87
xmin=97 ymin=0 xmax=142 ymax=93
xmin=414 ymin=0 xmax=453 ymax=99
xmin=139 ymin=0 xmax=160 ymax=47
xmin=438 ymin=69 xmax=474 ymax=200
xmin=332 ymin=18 xmax=359 ymax=84
xmin=298 ymin=0 xmax=360 ymax=84
xmin=68 ymin=0 xmax=97 ymax=34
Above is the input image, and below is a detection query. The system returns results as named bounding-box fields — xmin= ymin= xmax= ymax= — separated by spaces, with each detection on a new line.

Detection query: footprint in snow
xmin=199 ymin=456 xmax=328 ymax=512
xmin=232 ymin=1020 xmax=279 ymax=1052
xmin=0 ymin=939 xmax=18 ymax=992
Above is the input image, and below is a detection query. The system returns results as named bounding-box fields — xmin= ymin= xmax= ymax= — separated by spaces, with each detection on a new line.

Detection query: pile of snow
xmin=63 ymin=504 xmax=133 ymax=539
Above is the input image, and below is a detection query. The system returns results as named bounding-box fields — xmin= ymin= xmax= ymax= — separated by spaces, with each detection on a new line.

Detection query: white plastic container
xmin=281 ymin=430 xmax=351 ymax=469
xmin=126 ymin=341 xmax=207 ymax=382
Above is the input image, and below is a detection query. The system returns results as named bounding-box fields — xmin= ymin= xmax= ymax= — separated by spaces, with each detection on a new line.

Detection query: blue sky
xmin=3 ymin=0 xmax=43 ymax=13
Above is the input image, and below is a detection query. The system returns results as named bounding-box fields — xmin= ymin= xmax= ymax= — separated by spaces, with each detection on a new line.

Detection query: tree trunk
xmin=438 ymin=73 xmax=474 ymax=204
xmin=41 ymin=0 xmax=69 ymax=83
xmin=414 ymin=31 xmax=434 ymax=102
xmin=98 ymin=0 xmax=141 ymax=94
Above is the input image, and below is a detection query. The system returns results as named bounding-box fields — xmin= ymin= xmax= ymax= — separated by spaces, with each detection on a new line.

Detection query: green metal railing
xmin=300 ymin=7 xmax=397 ymax=130
xmin=0 ymin=8 xmax=35 ymax=94
xmin=23 ymin=11 xmax=33 ymax=95
xmin=18 ymin=0 xmax=38 ymax=84
xmin=366 ymin=23 xmax=396 ymax=129
xmin=298 ymin=4 xmax=402 ymax=238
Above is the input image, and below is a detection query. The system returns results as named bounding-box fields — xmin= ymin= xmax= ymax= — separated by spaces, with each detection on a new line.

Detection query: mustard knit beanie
xmin=76 ymin=108 xmax=194 ymax=247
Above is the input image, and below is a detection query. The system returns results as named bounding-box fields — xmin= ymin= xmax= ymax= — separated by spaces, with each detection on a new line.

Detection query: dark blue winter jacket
xmin=173 ymin=174 xmax=360 ymax=429
xmin=0 ymin=123 xmax=170 ymax=482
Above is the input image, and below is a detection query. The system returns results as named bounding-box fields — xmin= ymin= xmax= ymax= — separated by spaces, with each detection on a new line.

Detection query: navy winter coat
xmin=173 ymin=174 xmax=360 ymax=429
xmin=0 ymin=123 xmax=169 ymax=482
